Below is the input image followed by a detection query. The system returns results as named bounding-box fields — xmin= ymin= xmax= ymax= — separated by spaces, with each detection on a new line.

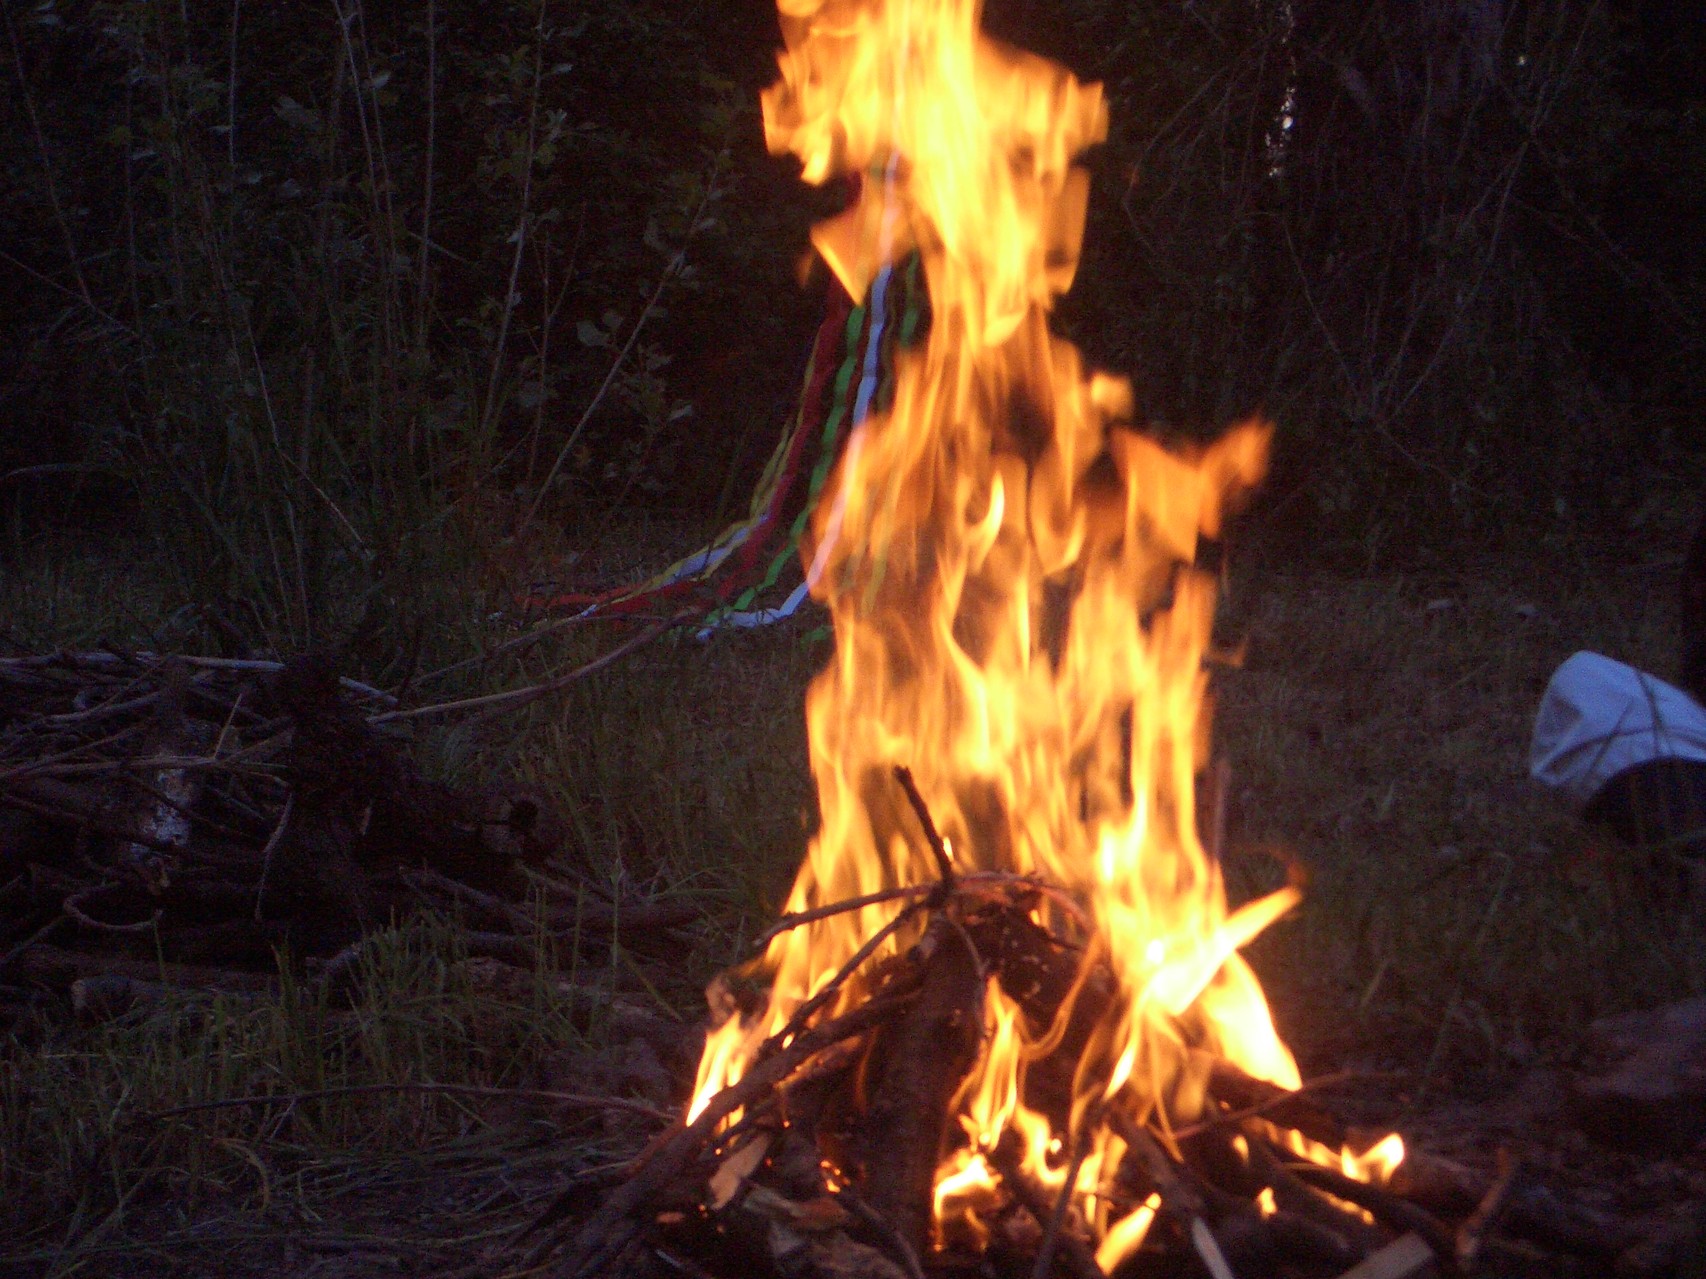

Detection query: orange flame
xmin=692 ymin=0 xmax=1398 ymax=1265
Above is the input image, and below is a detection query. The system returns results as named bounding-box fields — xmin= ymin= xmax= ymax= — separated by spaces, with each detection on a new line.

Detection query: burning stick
xmin=892 ymin=764 xmax=956 ymax=895
xmin=1112 ymin=1114 xmax=1239 ymax=1279
xmin=1032 ymin=1136 xmax=1095 ymax=1279
xmin=983 ymin=1137 xmax=1105 ymax=1279
xmin=1277 ymin=1146 xmax=1454 ymax=1260
xmin=552 ymin=987 xmax=921 ymax=1277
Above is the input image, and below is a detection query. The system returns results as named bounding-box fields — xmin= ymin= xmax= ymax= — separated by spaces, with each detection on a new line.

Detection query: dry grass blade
xmin=135 ymin=1082 xmax=674 ymax=1126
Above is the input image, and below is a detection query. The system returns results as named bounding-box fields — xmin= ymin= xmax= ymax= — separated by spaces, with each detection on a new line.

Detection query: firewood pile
xmin=517 ymin=785 xmax=1696 ymax=1279
xmin=0 ymin=649 xmax=689 ymax=1023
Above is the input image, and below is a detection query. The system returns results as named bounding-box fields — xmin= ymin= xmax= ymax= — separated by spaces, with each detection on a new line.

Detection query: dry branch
xmin=550 ymin=986 xmax=922 ymax=1278
xmin=0 ymin=649 xmax=666 ymax=1019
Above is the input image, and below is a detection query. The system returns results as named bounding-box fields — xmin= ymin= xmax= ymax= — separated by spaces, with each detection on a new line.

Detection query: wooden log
xmin=1 ymin=775 xmax=187 ymax=854
xmin=257 ymin=655 xmax=575 ymax=953
xmin=111 ymin=662 xmax=202 ymax=871
xmin=1384 ymin=1148 xmax=1486 ymax=1217
xmin=959 ymin=896 xmax=1114 ymax=1127
xmin=1202 ymin=1058 xmax=1348 ymax=1149
xmin=857 ymin=917 xmax=984 ymax=1259
xmin=9 ymin=943 xmax=276 ymax=993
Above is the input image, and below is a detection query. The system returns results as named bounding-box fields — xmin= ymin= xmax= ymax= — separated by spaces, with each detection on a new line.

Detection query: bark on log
xmin=960 ymin=897 xmax=1114 ymax=1127
xmin=857 ymin=918 xmax=984 ymax=1259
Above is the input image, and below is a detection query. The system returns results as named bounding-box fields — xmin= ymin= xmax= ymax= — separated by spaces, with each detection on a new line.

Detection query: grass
xmin=1 ymin=918 xmax=619 ymax=1273
xmin=4 ymin=510 xmax=1705 ymax=1272
xmin=1219 ymin=540 xmax=1706 ymax=1089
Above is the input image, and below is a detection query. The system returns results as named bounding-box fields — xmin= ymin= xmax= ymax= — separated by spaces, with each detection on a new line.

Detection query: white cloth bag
xmin=1530 ymin=651 xmax=1706 ymax=809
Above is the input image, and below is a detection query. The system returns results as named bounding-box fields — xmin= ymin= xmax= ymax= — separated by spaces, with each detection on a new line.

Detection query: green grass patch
xmin=5 ymin=524 xmax=1705 ymax=1266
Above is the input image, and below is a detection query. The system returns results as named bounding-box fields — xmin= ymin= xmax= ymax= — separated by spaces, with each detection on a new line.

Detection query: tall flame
xmin=692 ymin=0 xmax=1392 ymax=1264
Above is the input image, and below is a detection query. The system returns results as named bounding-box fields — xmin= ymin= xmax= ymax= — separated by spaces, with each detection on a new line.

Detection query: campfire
xmin=540 ymin=3 xmax=1628 ymax=1277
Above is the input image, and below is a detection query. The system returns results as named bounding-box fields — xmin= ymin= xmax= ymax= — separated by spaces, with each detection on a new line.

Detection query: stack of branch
xmin=0 ymin=650 xmax=691 ymax=1018
xmin=520 ymin=773 xmax=1656 ymax=1279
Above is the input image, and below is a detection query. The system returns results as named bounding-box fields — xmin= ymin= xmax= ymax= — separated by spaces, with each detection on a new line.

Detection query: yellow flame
xmin=1096 ymin=1193 xmax=1161 ymax=1272
xmin=1348 ymin=1132 xmax=1407 ymax=1183
xmin=691 ymin=0 xmax=1402 ymax=1253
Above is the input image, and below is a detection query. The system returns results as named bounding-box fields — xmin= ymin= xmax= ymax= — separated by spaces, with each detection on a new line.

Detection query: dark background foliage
xmin=2 ymin=0 xmax=1702 ymax=619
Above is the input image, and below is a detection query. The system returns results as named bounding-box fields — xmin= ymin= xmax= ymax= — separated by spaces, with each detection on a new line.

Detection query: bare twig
xmin=1032 ymin=1135 xmax=1094 ymax=1279
xmin=832 ymin=1182 xmax=927 ymax=1279
xmin=893 ymin=764 xmax=956 ymax=894
xmin=210 ymin=685 xmax=250 ymax=759
xmin=5 ymin=754 xmax=288 ymax=782
xmin=1173 ymin=1068 xmax=1381 ymax=1140
xmin=1 ymin=2 xmax=112 ymax=330
xmin=474 ymin=0 xmax=549 ymax=462
xmin=252 ymin=791 xmax=294 ymax=921
xmin=756 ymin=899 xmax=927 ymax=1066
xmin=416 ymin=0 xmax=437 ymax=347
xmin=0 ymin=788 xmax=182 ymax=853
xmin=1455 ymin=1148 xmax=1519 ymax=1271
xmin=63 ymin=886 xmax=161 ymax=935
xmin=0 ymin=915 xmax=65 ymax=976
xmin=1278 ymin=1150 xmax=1454 ymax=1262
xmin=0 ymin=652 xmax=394 ymax=704
xmin=519 ymin=160 xmax=721 ymax=538
xmin=369 ymin=611 xmax=691 ymax=725
xmin=1111 ymin=1113 xmax=1238 ymax=1279
xmin=986 ymin=1139 xmax=1106 ymax=1279
xmin=0 ymin=722 xmax=150 ymax=784
xmin=114 ymin=772 xmax=249 ymax=844
xmin=400 ymin=865 xmax=531 ymax=932
xmin=408 ymin=611 xmax=597 ymax=690
xmin=756 ymin=884 xmax=936 ymax=948
xmin=44 ymin=691 xmax=159 ymax=726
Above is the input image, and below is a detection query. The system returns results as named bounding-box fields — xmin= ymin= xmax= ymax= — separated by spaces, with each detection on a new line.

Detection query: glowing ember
xmin=691 ymin=0 xmax=1400 ymax=1265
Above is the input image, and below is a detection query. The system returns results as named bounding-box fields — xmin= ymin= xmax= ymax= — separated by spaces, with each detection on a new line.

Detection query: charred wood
xmin=856 ymin=918 xmax=984 ymax=1259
